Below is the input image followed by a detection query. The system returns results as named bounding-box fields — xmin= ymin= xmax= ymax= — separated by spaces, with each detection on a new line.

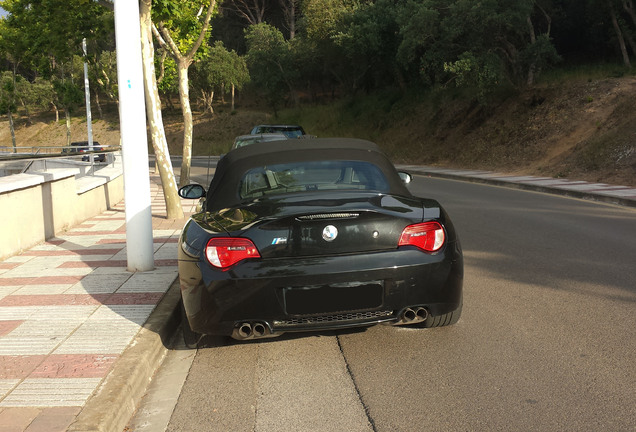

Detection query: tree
xmin=140 ymin=0 xmax=184 ymax=219
xmin=0 ymin=71 xmax=19 ymax=151
xmin=153 ymin=0 xmax=217 ymax=187
xmin=92 ymin=50 xmax=119 ymax=118
xmin=223 ymin=0 xmax=267 ymax=26
xmin=279 ymin=0 xmax=300 ymax=39
xmin=245 ymin=23 xmax=299 ymax=113
xmin=192 ymin=41 xmax=249 ymax=113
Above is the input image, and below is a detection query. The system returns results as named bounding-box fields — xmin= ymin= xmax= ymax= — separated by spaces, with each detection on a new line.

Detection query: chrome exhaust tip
xmin=253 ymin=323 xmax=266 ymax=337
xmin=238 ymin=322 xmax=252 ymax=339
xmin=415 ymin=307 xmax=429 ymax=321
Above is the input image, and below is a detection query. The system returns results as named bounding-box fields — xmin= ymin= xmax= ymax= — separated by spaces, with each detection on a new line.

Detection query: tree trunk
xmin=65 ymin=110 xmax=72 ymax=146
xmin=140 ymin=0 xmax=184 ymax=219
xmin=95 ymin=91 xmax=103 ymax=119
xmin=231 ymin=84 xmax=235 ymax=111
xmin=177 ymin=60 xmax=193 ymax=187
xmin=527 ymin=15 xmax=537 ymax=86
xmin=19 ymin=98 xmax=32 ymax=126
xmin=608 ymin=0 xmax=631 ymax=68
xmin=8 ymin=110 xmax=16 ymax=152
xmin=623 ymin=0 xmax=636 ymax=26
xmin=52 ymin=102 xmax=59 ymax=122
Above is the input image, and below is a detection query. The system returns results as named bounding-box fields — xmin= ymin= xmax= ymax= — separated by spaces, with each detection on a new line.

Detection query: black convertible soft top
xmin=206 ymin=138 xmax=410 ymax=210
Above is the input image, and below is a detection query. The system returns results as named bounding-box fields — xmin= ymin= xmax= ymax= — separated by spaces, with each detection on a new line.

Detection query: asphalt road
xmin=128 ymin=175 xmax=636 ymax=432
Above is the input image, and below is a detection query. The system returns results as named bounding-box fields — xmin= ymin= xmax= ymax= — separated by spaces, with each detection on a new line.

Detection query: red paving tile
xmin=57 ymin=261 xmax=126 ymax=269
xmin=58 ymin=259 xmax=176 ymax=268
xmin=0 ymin=293 xmax=163 ymax=307
xmin=0 ymin=294 xmax=102 ymax=307
xmin=24 ymin=407 xmax=82 ymax=432
xmin=0 ymin=355 xmax=46 ymax=379
xmin=0 ymin=262 xmax=20 ymax=270
xmin=22 ymin=249 xmax=122 ymax=257
xmin=59 ymin=231 xmax=125 ymax=236
xmin=0 ymin=320 xmax=24 ymax=336
xmin=101 ymin=292 xmax=164 ymax=305
xmin=30 ymin=354 xmax=118 ymax=378
xmin=0 ymin=276 xmax=84 ymax=286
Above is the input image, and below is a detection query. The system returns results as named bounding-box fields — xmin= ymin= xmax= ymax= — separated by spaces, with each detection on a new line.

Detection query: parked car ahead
xmin=232 ymin=133 xmax=288 ymax=150
xmin=62 ymin=141 xmax=106 ymax=162
xmin=176 ymin=138 xmax=463 ymax=346
xmin=249 ymin=124 xmax=306 ymax=138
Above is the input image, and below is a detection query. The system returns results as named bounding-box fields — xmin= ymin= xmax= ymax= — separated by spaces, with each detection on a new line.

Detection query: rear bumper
xmin=179 ymin=242 xmax=463 ymax=338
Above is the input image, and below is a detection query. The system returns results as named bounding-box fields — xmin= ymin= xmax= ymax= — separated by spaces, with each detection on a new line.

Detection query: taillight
xmin=398 ymin=222 xmax=445 ymax=252
xmin=205 ymin=237 xmax=261 ymax=269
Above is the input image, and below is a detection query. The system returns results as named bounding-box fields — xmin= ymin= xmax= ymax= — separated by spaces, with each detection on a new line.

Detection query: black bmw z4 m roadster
xmin=177 ymin=138 xmax=463 ymax=346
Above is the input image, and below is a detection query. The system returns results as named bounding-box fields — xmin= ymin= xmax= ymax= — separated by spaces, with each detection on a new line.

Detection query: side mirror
xmin=178 ymin=184 xmax=206 ymax=199
xmin=398 ymin=171 xmax=412 ymax=185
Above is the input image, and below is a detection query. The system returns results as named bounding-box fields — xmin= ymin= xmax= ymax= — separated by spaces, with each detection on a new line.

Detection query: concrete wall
xmin=0 ymin=168 xmax=124 ymax=260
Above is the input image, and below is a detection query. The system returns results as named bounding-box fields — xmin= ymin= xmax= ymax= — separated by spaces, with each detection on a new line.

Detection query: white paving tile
xmin=89 ymin=304 xmax=156 ymax=325
xmin=27 ymin=306 xmax=99 ymax=321
xmin=3 ymin=255 xmax=35 ymax=263
xmin=1 ymin=266 xmax=93 ymax=278
xmin=54 ymin=320 xmax=140 ymax=354
xmin=117 ymin=271 xmax=177 ymax=293
xmin=0 ymin=286 xmax=21 ymax=300
xmin=9 ymin=319 xmax=82 ymax=338
xmin=65 ymin=274 xmax=132 ymax=294
xmin=0 ymin=379 xmax=20 ymax=399
xmin=87 ymin=267 xmax=129 ymax=275
xmin=154 ymin=243 xmax=178 ymax=260
xmin=0 ymin=335 xmax=64 ymax=355
xmin=0 ymin=378 xmax=102 ymax=407
xmin=14 ymin=284 xmax=73 ymax=295
xmin=0 ymin=306 xmax=42 ymax=320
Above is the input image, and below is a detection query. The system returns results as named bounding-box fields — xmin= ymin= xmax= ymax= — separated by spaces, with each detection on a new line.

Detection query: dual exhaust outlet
xmin=233 ymin=321 xmax=270 ymax=340
xmin=397 ymin=306 xmax=429 ymax=325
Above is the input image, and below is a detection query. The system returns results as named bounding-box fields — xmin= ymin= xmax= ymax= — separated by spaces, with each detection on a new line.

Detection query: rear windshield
xmin=253 ymin=126 xmax=304 ymax=138
xmin=239 ymin=160 xmax=390 ymax=199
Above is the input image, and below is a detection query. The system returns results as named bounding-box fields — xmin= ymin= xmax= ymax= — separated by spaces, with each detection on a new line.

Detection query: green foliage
xmin=153 ymin=0 xmax=217 ymax=59
xmin=156 ymin=52 xmax=179 ymax=96
xmin=193 ymin=41 xmax=249 ymax=92
xmin=245 ymin=23 xmax=298 ymax=111
xmin=0 ymin=71 xmax=18 ymax=113
xmin=52 ymin=78 xmax=83 ymax=113
xmin=0 ymin=0 xmax=111 ymax=77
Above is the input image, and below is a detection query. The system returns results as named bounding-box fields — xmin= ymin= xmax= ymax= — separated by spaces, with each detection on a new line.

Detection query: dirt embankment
xmin=379 ymin=77 xmax=636 ymax=187
xmin=2 ymin=77 xmax=635 ymax=187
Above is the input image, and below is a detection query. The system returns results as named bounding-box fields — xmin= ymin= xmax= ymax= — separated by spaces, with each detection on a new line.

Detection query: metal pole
xmin=82 ymin=38 xmax=94 ymax=165
xmin=114 ymin=0 xmax=154 ymax=271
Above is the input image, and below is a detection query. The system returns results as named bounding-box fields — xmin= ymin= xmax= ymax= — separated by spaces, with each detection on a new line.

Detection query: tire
xmin=180 ymin=299 xmax=201 ymax=349
xmin=421 ymin=297 xmax=463 ymax=328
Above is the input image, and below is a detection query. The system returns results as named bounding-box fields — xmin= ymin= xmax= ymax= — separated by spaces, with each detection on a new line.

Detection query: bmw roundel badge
xmin=322 ymin=225 xmax=338 ymax=242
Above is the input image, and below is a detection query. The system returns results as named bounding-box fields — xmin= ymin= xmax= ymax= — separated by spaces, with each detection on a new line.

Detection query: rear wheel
xmin=421 ymin=297 xmax=462 ymax=328
xmin=180 ymin=299 xmax=201 ymax=349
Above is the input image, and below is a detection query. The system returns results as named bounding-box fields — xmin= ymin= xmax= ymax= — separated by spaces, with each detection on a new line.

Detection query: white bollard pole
xmin=114 ymin=0 xmax=154 ymax=271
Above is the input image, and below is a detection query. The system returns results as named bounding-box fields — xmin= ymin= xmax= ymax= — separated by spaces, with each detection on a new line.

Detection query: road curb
xmin=402 ymin=167 xmax=636 ymax=208
xmin=67 ymin=278 xmax=182 ymax=432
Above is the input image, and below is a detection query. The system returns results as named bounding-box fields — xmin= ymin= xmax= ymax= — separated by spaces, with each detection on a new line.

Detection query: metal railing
xmin=0 ymin=146 xmax=122 ymax=177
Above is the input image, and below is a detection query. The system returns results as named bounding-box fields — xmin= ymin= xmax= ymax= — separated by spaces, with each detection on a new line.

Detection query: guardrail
xmin=0 ymin=145 xmax=121 ymax=176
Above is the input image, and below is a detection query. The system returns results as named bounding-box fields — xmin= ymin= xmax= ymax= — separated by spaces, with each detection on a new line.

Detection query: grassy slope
xmin=2 ymin=76 xmax=635 ymax=187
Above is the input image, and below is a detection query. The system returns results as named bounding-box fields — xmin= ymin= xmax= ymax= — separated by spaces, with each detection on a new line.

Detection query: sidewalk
xmin=0 ymin=175 xmax=195 ymax=432
xmin=398 ymin=165 xmax=636 ymax=208
xmin=0 ymin=167 xmax=634 ymax=432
